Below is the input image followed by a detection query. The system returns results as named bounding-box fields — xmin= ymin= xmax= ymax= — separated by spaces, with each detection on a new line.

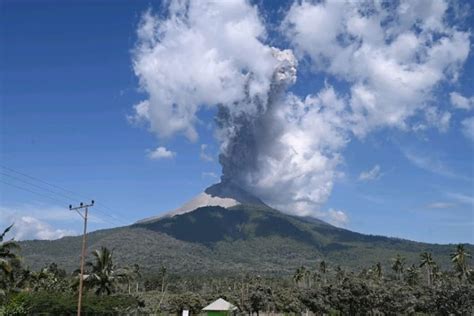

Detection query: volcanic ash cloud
xmin=130 ymin=0 xmax=470 ymax=218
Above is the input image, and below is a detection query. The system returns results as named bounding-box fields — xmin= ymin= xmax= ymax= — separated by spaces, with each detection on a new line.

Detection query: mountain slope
xmin=18 ymin=204 xmax=470 ymax=276
xmin=137 ymin=180 xmax=267 ymax=223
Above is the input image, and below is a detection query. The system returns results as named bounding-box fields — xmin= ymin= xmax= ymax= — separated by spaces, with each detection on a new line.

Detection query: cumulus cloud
xmin=283 ymin=0 xmax=468 ymax=136
xmin=0 ymin=205 xmax=76 ymax=240
xmin=11 ymin=216 xmax=74 ymax=241
xmin=461 ymin=117 xmax=474 ymax=141
xmin=147 ymin=146 xmax=176 ymax=160
xmin=131 ymin=0 xmax=470 ymax=217
xmin=450 ymin=92 xmax=474 ymax=110
xmin=359 ymin=165 xmax=382 ymax=181
xmin=325 ymin=209 xmax=349 ymax=227
xmin=131 ymin=2 xmax=278 ymax=141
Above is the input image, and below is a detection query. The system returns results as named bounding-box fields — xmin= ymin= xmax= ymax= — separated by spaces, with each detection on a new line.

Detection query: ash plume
xmin=131 ymin=0 xmax=470 ymax=219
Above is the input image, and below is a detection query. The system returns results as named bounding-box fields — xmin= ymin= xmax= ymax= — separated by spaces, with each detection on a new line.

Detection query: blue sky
xmin=1 ymin=0 xmax=473 ymax=244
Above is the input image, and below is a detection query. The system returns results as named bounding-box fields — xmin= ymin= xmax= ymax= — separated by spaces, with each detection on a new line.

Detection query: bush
xmin=1 ymin=291 xmax=141 ymax=315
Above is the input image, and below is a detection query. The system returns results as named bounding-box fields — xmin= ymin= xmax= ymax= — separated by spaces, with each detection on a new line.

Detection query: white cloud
xmin=147 ymin=146 xmax=176 ymax=160
xmin=12 ymin=216 xmax=74 ymax=241
xmin=359 ymin=165 xmax=382 ymax=181
xmin=200 ymin=144 xmax=214 ymax=162
xmin=425 ymin=202 xmax=456 ymax=209
xmin=450 ymin=92 xmax=474 ymax=110
xmin=447 ymin=192 xmax=474 ymax=206
xmin=131 ymin=1 xmax=278 ymax=141
xmin=283 ymin=0 xmax=469 ymax=136
xmin=402 ymin=148 xmax=464 ymax=179
xmin=461 ymin=117 xmax=474 ymax=141
xmin=130 ymin=0 xmax=471 ymax=217
xmin=0 ymin=205 xmax=77 ymax=241
xmin=325 ymin=209 xmax=349 ymax=227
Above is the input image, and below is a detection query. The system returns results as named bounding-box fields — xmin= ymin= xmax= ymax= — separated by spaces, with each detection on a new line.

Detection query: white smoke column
xmin=131 ymin=0 xmax=342 ymax=216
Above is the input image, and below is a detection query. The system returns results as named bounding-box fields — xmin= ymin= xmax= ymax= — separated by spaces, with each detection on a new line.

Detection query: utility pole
xmin=70 ymin=200 xmax=94 ymax=316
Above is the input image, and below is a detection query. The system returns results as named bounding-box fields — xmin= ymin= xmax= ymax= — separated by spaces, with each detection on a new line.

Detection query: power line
xmin=0 ymin=171 xmax=82 ymax=204
xmin=0 ymin=179 xmax=70 ymax=205
xmin=1 ymin=178 xmax=126 ymax=227
xmin=0 ymin=179 xmax=128 ymax=226
xmin=0 ymin=166 xmax=130 ymax=226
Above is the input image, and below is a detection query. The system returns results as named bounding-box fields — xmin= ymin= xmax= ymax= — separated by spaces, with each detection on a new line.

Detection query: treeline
xmin=1 ymin=224 xmax=473 ymax=315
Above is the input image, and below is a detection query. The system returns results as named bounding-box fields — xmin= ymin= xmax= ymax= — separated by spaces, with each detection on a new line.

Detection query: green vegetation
xmin=18 ymin=205 xmax=473 ymax=275
xmin=1 ymin=223 xmax=473 ymax=314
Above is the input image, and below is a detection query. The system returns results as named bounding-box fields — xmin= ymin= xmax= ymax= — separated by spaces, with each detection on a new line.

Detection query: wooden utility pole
xmin=70 ymin=200 xmax=94 ymax=316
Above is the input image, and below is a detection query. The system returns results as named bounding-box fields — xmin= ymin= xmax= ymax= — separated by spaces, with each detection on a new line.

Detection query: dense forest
xmin=1 ymin=224 xmax=473 ymax=315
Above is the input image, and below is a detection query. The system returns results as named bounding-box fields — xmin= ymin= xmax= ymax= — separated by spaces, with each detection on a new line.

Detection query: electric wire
xmin=0 ymin=166 xmax=130 ymax=226
xmin=1 ymin=165 xmax=128 ymax=223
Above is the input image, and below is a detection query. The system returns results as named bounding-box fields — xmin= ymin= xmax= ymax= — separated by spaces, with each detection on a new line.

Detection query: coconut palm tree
xmin=419 ymin=252 xmax=435 ymax=286
xmin=374 ymin=262 xmax=383 ymax=281
xmin=391 ymin=254 xmax=405 ymax=281
xmin=117 ymin=263 xmax=142 ymax=294
xmin=0 ymin=224 xmax=20 ymax=280
xmin=293 ymin=266 xmax=305 ymax=287
xmin=450 ymin=244 xmax=471 ymax=281
xmin=319 ymin=260 xmax=327 ymax=284
xmin=406 ymin=264 xmax=419 ymax=286
xmin=0 ymin=224 xmax=21 ymax=298
xmin=85 ymin=246 xmax=117 ymax=295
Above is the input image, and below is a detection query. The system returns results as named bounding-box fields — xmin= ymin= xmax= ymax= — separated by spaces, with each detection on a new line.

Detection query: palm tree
xmin=450 ymin=244 xmax=472 ymax=281
xmin=319 ymin=261 xmax=327 ymax=284
xmin=118 ymin=263 xmax=142 ymax=294
xmin=419 ymin=252 xmax=435 ymax=286
xmin=85 ymin=246 xmax=117 ymax=295
xmin=406 ymin=264 xmax=419 ymax=286
xmin=293 ymin=266 xmax=305 ymax=287
xmin=0 ymin=224 xmax=20 ymax=282
xmin=374 ymin=262 xmax=383 ymax=281
xmin=335 ymin=265 xmax=345 ymax=284
xmin=391 ymin=254 xmax=405 ymax=281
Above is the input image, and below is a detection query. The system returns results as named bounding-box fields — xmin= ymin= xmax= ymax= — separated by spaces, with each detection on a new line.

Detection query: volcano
xmin=18 ymin=182 xmax=471 ymax=275
xmin=137 ymin=181 xmax=267 ymax=223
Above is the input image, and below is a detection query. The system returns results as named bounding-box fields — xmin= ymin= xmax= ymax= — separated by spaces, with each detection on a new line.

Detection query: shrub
xmin=1 ymin=291 xmax=141 ymax=315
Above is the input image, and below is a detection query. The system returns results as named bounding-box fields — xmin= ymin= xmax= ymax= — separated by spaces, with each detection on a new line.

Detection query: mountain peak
xmin=136 ymin=181 xmax=267 ymax=224
xmin=204 ymin=180 xmax=267 ymax=206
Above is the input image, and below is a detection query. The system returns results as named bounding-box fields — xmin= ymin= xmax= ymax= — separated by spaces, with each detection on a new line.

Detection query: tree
xmin=84 ymin=247 xmax=118 ymax=295
xmin=0 ymin=224 xmax=20 ymax=296
xmin=419 ymin=252 xmax=435 ymax=286
xmin=374 ymin=262 xmax=382 ymax=281
xmin=118 ymin=264 xmax=141 ymax=294
xmin=293 ymin=266 xmax=306 ymax=287
xmin=405 ymin=264 xmax=419 ymax=286
xmin=319 ymin=261 xmax=327 ymax=284
xmin=391 ymin=254 xmax=405 ymax=281
xmin=450 ymin=244 xmax=471 ymax=281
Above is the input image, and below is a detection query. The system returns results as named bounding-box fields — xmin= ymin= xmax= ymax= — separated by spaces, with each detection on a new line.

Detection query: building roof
xmin=202 ymin=298 xmax=237 ymax=311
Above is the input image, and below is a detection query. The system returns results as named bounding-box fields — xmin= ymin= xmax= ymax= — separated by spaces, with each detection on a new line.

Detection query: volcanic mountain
xmin=137 ymin=181 xmax=268 ymax=223
xmin=18 ymin=182 xmax=471 ymax=275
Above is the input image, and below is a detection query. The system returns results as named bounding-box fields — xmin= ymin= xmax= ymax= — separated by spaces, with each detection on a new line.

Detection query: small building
xmin=202 ymin=298 xmax=238 ymax=316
